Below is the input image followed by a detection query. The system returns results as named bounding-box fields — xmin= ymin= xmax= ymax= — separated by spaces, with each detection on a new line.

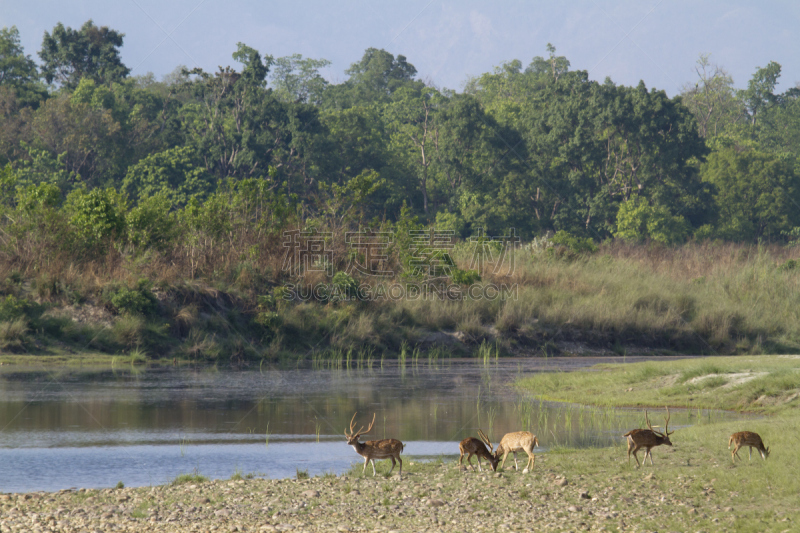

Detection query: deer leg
xmin=371 ymin=459 xmax=377 ymax=476
xmin=525 ymin=451 xmax=535 ymax=471
xmin=748 ymin=446 xmax=753 ymax=460
xmin=467 ymin=453 xmax=476 ymax=471
xmin=513 ymin=451 xmax=520 ymax=471
xmin=647 ymin=448 xmax=654 ymax=466
xmin=362 ymin=457 xmax=370 ymax=475
xmin=500 ymin=451 xmax=510 ymax=470
xmin=388 ymin=456 xmax=396 ymax=475
xmin=397 ymin=455 xmax=403 ymax=478
xmin=630 ymin=445 xmax=641 ymax=467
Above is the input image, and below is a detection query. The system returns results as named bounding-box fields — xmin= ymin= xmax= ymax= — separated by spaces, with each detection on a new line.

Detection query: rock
xmin=428 ymin=499 xmax=446 ymax=507
xmin=580 ymin=492 xmax=591 ymax=499
xmin=215 ymin=509 xmax=231 ymax=517
xmin=644 ymin=473 xmax=655 ymax=481
xmin=197 ymin=497 xmax=211 ymax=504
xmin=301 ymin=490 xmax=320 ymax=498
xmin=337 ymin=526 xmax=351 ymax=532
xmin=568 ymin=505 xmax=582 ymax=513
xmin=554 ymin=478 xmax=568 ymax=487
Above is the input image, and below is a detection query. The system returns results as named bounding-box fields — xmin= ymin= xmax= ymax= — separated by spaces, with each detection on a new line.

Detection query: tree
xmin=270 ymin=54 xmax=330 ymax=105
xmin=385 ymin=85 xmax=445 ymax=215
xmin=122 ymin=146 xmax=213 ymax=206
xmin=701 ymin=146 xmax=800 ymax=241
xmin=680 ymin=54 xmax=742 ymax=138
xmin=0 ymin=26 xmax=46 ymax=105
xmin=39 ymin=20 xmax=130 ymax=89
xmin=322 ymin=48 xmax=422 ymax=109
xmin=740 ymin=61 xmax=781 ymax=130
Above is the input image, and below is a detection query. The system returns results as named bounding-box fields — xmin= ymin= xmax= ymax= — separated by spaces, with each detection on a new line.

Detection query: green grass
xmin=170 ymin=472 xmax=209 ymax=486
xmin=518 ymin=355 xmax=800 ymax=413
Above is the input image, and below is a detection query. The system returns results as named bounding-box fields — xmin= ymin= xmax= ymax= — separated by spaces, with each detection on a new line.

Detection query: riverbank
xmin=2 ymin=242 xmax=799 ymax=365
xmin=3 ymin=356 xmax=798 ymax=532
xmin=1 ymin=435 xmax=794 ymax=533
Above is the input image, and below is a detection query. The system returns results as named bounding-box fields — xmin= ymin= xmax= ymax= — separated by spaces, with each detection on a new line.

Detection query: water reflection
xmin=0 ymin=357 xmax=747 ymax=492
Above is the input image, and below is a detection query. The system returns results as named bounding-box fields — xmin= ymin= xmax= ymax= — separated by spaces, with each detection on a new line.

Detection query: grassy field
xmin=512 ymin=355 xmax=800 ymax=531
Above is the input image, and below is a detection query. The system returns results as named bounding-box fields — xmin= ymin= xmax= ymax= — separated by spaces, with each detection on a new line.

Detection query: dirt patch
xmin=43 ymin=304 xmax=114 ymax=328
xmin=687 ymin=372 xmax=768 ymax=388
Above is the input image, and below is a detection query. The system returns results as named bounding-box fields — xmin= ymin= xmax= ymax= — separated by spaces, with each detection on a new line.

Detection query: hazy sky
xmin=2 ymin=1 xmax=799 ymax=96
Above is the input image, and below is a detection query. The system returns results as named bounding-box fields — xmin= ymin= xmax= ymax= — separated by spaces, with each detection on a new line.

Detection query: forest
xmin=0 ymin=20 xmax=799 ymax=361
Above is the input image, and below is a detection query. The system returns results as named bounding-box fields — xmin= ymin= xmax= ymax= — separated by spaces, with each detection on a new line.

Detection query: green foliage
xmin=123 ymin=146 xmax=213 ymax=206
xmin=270 ymin=54 xmax=330 ymax=105
xmin=615 ymin=196 xmax=690 ymax=245
xmin=126 ymin=193 xmax=178 ymax=252
xmin=550 ymin=230 xmax=598 ymax=254
xmin=700 ymin=147 xmax=800 ymax=241
xmin=65 ymin=187 xmax=127 ymax=249
xmin=450 ymin=268 xmax=481 ymax=286
xmin=0 ymin=26 xmax=46 ymax=105
xmin=0 ymin=294 xmax=29 ymax=321
xmin=39 ymin=20 xmax=129 ymax=89
xmin=107 ymin=279 xmax=158 ymax=316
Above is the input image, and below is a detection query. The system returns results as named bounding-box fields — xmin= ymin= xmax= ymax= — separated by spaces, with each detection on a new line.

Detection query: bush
xmin=331 ymin=271 xmax=359 ymax=301
xmin=550 ymin=230 xmax=598 ymax=255
xmin=0 ymin=295 xmax=29 ymax=321
xmin=615 ymin=196 xmax=690 ymax=245
xmin=107 ymin=279 xmax=158 ymax=316
xmin=450 ymin=268 xmax=481 ymax=286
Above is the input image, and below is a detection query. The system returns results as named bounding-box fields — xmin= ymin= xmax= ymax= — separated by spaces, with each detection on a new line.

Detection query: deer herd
xmin=346 ymin=408 xmax=769 ymax=478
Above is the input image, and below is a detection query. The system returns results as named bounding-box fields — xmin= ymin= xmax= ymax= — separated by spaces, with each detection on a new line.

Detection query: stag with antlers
xmin=623 ymin=407 xmax=673 ymax=467
xmin=345 ymin=413 xmax=405 ymax=479
xmin=458 ymin=429 xmax=499 ymax=472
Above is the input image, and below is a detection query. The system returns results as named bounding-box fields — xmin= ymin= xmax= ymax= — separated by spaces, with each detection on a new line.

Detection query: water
xmin=0 ymin=357 xmax=745 ymax=492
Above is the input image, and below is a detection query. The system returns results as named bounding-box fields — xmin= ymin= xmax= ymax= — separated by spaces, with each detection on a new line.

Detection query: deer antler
xmin=477 ymin=429 xmax=493 ymax=452
xmin=664 ymin=406 xmax=672 ymax=435
xmin=346 ymin=412 xmax=355 ymax=437
xmin=645 ymin=410 xmax=654 ymax=432
xmin=363 ymin=413 xmax=376 ymax=435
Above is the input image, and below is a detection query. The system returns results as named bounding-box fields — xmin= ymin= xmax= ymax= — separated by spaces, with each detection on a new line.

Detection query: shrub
xmin=550 ymin=230 xmax=598 ymax=255
xmin=107 ymin=279 xmax=158 ymax=316
xmin=0 ymin=295 xmax=28 ymax=321
xmin=450 ymin=268 xmax=481 ymax=286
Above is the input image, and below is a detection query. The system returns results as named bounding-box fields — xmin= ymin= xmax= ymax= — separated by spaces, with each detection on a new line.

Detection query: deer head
xmin=645 ymin=407 xmax=673 ymax=446
xmin=345 ymin=412 xmax=375 ymax=446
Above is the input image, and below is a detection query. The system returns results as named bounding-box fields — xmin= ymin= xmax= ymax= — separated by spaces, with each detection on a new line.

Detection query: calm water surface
xmin=0 ymin=356 xmax=744 ymax=492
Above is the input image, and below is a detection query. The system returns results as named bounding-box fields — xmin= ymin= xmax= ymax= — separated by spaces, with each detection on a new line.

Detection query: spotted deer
xmin=345 ymin=413 xmax=405 ymax=478
xmin=458 ymin=429 xmax=499 ymax=472
xmin=495 ymin=431 xmax=539 ymax=472
xmin=624 ymin=407 xmax=673 ymax=467
xmin=728 ymin=431 xmax=769 ymax=463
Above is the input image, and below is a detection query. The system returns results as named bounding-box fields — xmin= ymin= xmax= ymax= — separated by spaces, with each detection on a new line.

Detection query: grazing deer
xmin=345 ymin=412 xmax=405 ymax=479
xmin=624 ymin=407 xmax=673 ymax=467
xmin=459 ymin=429 xmax=499 ymax=472
xmin=495 ymin=431 xmax=539 ymax=472
xmin=729 ymin=431 xmax=769 ymax=463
